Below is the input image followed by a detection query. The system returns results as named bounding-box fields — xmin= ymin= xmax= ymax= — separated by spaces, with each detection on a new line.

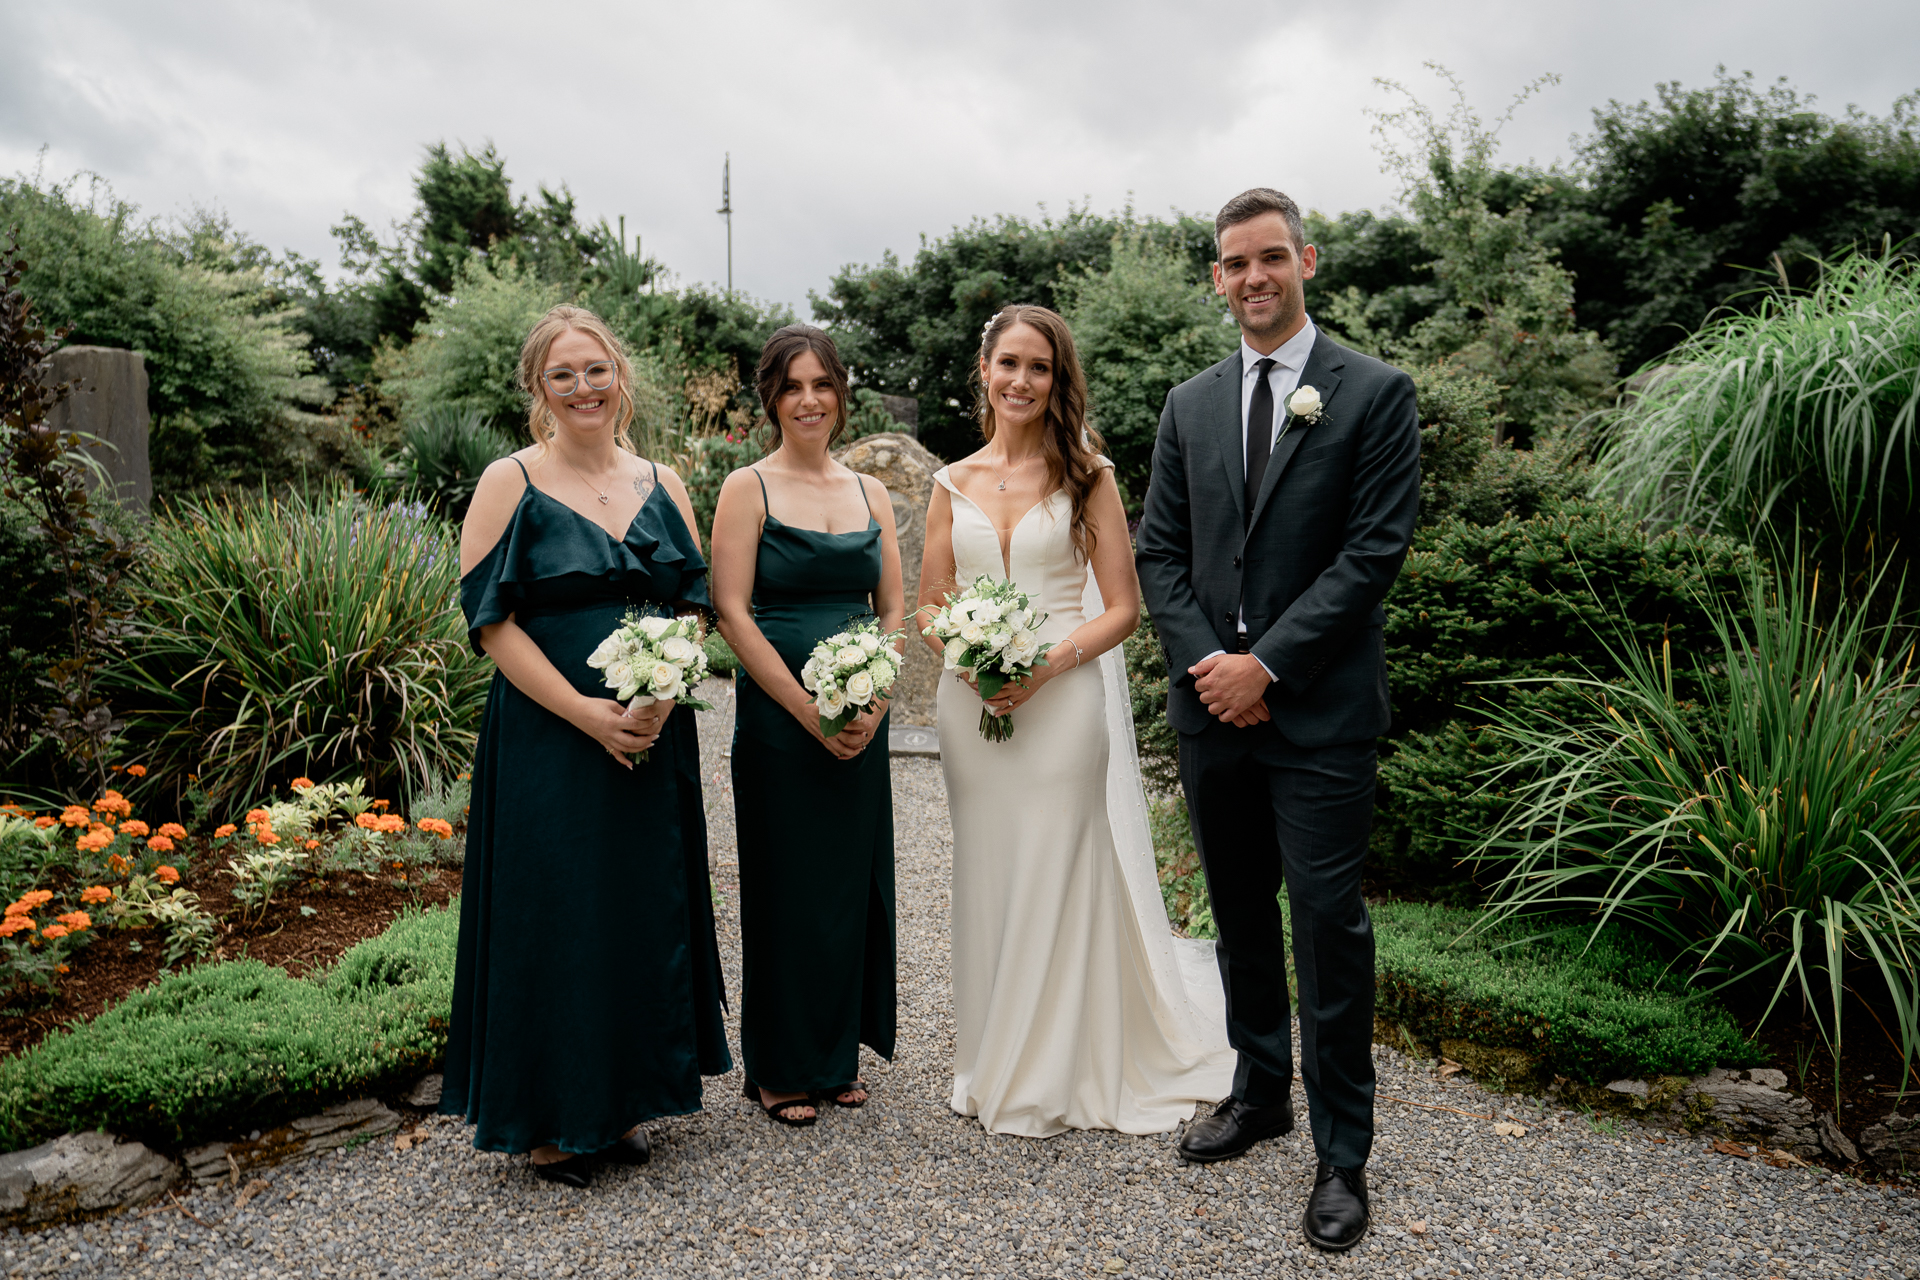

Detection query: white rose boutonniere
xmin=1287 ymin=384 xmax=1324 ymax=424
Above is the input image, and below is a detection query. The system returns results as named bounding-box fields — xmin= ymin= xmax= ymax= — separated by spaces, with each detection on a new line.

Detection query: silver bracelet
xmin=1066 ymin=638 xmax=1085 ymax=669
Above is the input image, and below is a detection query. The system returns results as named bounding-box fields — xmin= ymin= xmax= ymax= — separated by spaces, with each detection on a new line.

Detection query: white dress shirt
xmin=1207 ymin=317 xmax=1319 ymax=680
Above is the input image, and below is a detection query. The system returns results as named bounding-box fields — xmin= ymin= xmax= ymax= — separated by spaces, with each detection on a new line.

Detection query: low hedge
xmin=1371 ymin=899 xmax=1765 ymax=1085
xmin=0 ymin=904 xmax=457 ymax=1152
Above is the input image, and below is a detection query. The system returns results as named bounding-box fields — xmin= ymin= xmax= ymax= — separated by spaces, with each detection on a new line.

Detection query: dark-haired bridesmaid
xmin=710 ymin=324 xmax=903 ymax=1126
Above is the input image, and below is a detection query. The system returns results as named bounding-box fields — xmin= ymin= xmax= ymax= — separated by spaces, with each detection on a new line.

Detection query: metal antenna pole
xmin=717 ymin=153 xmax=733 ymax=294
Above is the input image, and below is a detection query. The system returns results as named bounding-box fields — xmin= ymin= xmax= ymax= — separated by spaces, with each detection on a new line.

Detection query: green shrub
xmin=1592 ymin=250 xmax=1920 ymax=581
xmin=1149 ymin=794 xmax=1213 ymax=939
xmin=1371 ymin=900 xmax=1763 ymax=1085
xmin=0 ymin=905 xmax=456 ymax=1150
xmin=1376 ymin=498 xmax=1757 ymax=897
xmin=702 ymin=631 xmax=739 ymax=677
xmin=113 ymin=488 xmax=490 ymax=809
xmin=1124 ymin=612 xmax=1181 ymax=797
xmin=397 ymin=405 xmax=513 ymax=519
xmin=1474 ymin=553 xmax=1920 ymax=1081
xmin=380 ymin=254 xmax=565 ymax=437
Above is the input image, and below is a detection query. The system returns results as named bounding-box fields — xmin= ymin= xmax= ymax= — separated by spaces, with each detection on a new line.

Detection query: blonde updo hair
xmin=516 ymin=304 xmax=639 ymax=454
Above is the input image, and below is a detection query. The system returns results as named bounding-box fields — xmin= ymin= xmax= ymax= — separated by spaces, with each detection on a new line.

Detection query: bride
xmin=916 ymin=304 xmax=1234 ymax=1137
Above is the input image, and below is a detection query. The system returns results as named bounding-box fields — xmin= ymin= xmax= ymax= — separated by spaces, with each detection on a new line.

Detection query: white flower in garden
xmin=836 ymin=644 xmax=866 ymax=668
xmin=960 ymin=621 xmax=988 ymax=647
xmin=1006 ymin=629 xmax=1040 ymax=664
xmin=817 ymin=686 xmax=848 ymax=718
xmin=944 ymin=638 xmax=968 ymax=670
xmin=859 ymin=633 xmax=881 ymax=654
xmin=640 ymin=615 xmax=671 ymax=640
xmin=660 ymin=635 xmax=697 ymax=665
xmin=1287 ymin=385 xmax=1323 ymax=421
xmin=845 ymin=670 xmax=875 ymax=703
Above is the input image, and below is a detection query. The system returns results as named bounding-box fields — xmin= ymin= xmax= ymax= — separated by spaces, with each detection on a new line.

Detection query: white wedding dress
xmin=936 ymin=463 xmax=1235 ymax=1137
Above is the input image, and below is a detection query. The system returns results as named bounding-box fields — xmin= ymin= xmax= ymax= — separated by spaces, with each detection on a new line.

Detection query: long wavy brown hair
xmin=975 ymin=305 xmax=1106 ymax=563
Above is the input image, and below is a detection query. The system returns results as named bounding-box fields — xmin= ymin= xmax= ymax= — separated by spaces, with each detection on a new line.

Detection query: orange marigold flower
xmin=417 ymin=818 xmax=454 ymax=839
xmin=371 ymin=799 xmax=390 ymax=811
xmin=457 ymin=772 xmax=471 ymax=782
xmin=255 ymin=830 xmax=281 ymax=846
xmin=80 ymin=886 xmax=113 ymax=904
xmin=154 ymin=865 xmax=180 ymax=884
xmin=291 ymin=777 xmax=315 ymax=791
xmin=214 ymin=823 xmax=237 ymax=838
xmin=157 ymin=823 xmax=187 ymax=840
xmin=147 ymin=835 xmax=175 ymax=853
xmin=56 ymin=911 xmax=90 ymax=931
xmin=244 ymin=808 xmax=270 ymax=824
xmin=354 ymin=813 xmax=379 ymax=830
xmin=40 ymin=924 xmax=68 ymax=940
xmin=8 ymin=890 xmax=53 ymax=915
xmin=120 ymin=819 xmax=151 ymax=839
xmin=125 ymin=765 xmax=147 ymax=778
xmin=55 ymin=964 xmax=68 ymax=974
xmin=0 ymin=916 xmax=34 ymax=937
xmin=304 ymin=838 xmax=320 ymax=850
xmin=59 ymin=806 xmax=90 ymax=828
xmin=0 ymin=804 xmax=23 ymax=816
xmin=33 ymin=816 xmax=55 ymax=829
xmin=92 ymin=791 xmax=132 ymax=818
xmin=76 ymin=831 xmax=114 ymax=854
xmin=106 ymin=853 xmax=132 ymax=875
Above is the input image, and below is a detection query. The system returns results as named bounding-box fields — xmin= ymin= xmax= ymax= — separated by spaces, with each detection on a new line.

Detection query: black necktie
xmin=1245 ymin=357 xmax=1277 ymax=519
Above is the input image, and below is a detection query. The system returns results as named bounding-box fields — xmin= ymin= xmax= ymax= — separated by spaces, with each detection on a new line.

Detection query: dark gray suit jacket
xmin=1135 ymin=332 xmax=1421 ymax=745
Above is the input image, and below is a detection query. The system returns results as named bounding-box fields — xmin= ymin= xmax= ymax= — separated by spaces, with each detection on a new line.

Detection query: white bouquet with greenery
xmin=800 ymin=619 xmax=906 ymax=737
xmin=920 ymin=575 xmax=1049 ymax=742
xmin=586 ymin=613 xmax=716 ymax=757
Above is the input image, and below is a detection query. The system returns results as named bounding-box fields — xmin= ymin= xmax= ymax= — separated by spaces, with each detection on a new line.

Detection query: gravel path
xmin=8 ymin=684 xmax=1919 ymax=1278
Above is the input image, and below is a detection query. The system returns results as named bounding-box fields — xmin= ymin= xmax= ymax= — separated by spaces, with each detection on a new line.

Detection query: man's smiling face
xmin=1213 ymin=211 xmax=1317 ymax=351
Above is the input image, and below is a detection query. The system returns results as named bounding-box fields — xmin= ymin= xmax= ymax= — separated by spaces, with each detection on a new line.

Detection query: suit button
xmin=1233 ymin=556 xmax=1242 ymax=568
xmin=1223 ymin=613 xmax=1234 ymax=623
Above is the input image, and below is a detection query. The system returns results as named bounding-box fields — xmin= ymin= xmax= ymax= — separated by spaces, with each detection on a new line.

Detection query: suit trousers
xmin=1178 ymin=718 xmax=1377 ymax=1169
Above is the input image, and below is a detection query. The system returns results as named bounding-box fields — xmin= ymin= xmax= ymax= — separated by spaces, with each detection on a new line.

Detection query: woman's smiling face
xmin=981 ymin=322 xmax=1054 ymax=434
xmin=775 ymin=349 xmax=839 ymax=442
xmin=541 ymin=328 xmax=618 ymax=434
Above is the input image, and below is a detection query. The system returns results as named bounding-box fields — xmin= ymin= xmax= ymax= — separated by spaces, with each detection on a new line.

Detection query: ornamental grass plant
xmin=1593 ymin=248 xmax=1920 ymax=578
xmin=115 ymin=487 xmax=490 ymax=810
xmin=1472 ymin=552 xmax=1920 ymax=1090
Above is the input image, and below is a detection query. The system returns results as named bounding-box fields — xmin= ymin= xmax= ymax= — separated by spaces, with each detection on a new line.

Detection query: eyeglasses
xmin=542 ymin=362 xmax=618 ymax=395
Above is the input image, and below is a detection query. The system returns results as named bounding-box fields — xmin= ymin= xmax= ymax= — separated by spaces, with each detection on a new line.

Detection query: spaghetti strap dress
xmin=443 ymin=457 xmax=731 ymax=1155
xmin=731 ymin=468 xmax=896 ymax=1093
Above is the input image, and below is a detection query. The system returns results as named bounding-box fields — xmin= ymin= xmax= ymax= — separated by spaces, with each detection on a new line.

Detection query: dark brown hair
xmin=975 ymin=305 xmax=1106 ymax=564
xmin=1214 ymin=187 xmax=1306 ymax=257
xmin=754 ymin=324 xmax=851 ymax=449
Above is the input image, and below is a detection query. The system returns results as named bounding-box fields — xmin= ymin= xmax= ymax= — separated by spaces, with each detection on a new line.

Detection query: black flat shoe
xmin=1176 ymin=1096 xmax=1295 ymax=1163
xmin=1302 ymin=1161 xmax=1369 ymax=1252
xmin=531 ymin=1155 xmax=592 ymax=1189
xmin=743 ymin=1076 xmax=816 ymax=1127
xmin=601 ymin=1127 xmax=651 ymax=1165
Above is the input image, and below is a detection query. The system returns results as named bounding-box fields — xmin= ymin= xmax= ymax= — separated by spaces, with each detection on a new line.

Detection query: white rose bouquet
xmin=920 ymin=575 xmax=1049 ymax=742
xmin=586 ymin=611 xmax=715 ymax=758
xmin=800 ymin=619 xmax=906 ymax=737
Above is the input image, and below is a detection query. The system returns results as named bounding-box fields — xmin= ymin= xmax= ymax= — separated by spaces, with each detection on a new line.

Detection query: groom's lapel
xmin=1246 ymin=334 xmax=1345 ymax=530
xmin=1213 ymin=350 xmax=1247 ymax=528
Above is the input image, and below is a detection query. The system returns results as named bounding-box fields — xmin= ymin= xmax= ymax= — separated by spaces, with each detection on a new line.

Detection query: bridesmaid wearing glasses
xmin=446 ymin=305 xmax=731 ymax=1187
xmin=710 ymin=324 xmax=905 ymax=1127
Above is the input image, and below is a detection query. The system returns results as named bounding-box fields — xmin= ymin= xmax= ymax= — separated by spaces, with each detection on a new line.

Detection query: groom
xmin=1136 ymin=187 xmax=1420 ymax=1252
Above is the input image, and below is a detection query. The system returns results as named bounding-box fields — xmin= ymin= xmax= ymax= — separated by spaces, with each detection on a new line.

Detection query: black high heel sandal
xmin=601 ymin=1127 xmax=651 ymax=1165
xmin=531 ymin=1154 xmax=592 ymax=1188
xmin=813 ymin=1080 xmax=870 ymax=1109
xmin=743 ymin=1077 xmax=817 ymax=1127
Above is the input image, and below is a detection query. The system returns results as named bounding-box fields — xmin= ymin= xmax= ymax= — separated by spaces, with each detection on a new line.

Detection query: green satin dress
xmin=732 ymin=469 xmax=896 ymax=1093
xmin=444 ymin=459 xmax=731 ymax=1154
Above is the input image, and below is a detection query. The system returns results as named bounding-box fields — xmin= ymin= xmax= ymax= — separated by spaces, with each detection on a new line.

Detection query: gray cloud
xmin=3 ymin=0 xmax=1915 ymax=311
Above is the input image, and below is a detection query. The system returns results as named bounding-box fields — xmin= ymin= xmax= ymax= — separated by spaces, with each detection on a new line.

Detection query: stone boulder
xmin=0 ymin=1132 xmax=178 ymax=1227
xmin=45 ymin=346 xmax=151 ymax=512
xmin=833 ymin=432 xmax=944 ymax=726
xmin=1860 ymin=1111 xmax=1920 ymax=1170
xmin=1670 ymin=1068 xmax=1820 ymax=1157
xmin=182 ymin=1097 xmax=401 ymax=1185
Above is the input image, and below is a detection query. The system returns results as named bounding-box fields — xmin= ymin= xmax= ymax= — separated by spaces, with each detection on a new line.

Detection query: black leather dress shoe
xmin=1175 ymin=1096 xmax=1295 ymax=1163
xmin=601 ymin=1127 xmax=652 ymax=1165
xmin=1302 ymin=1161 xmax=1369 ymax=1251
xmin=532 ymin=1156 xmax=592 ymax=1189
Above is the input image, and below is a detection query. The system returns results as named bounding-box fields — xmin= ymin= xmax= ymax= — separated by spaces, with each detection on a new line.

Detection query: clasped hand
xmin=956 ymin=667 xmax=1041 ymax=718
xmin=1190 ymin=653 xmax=1272 ymax=728
xmin=802 ymin=699 xmax=887 ymax=760
xmin=580 ymin=696 xmax=674 ymax=768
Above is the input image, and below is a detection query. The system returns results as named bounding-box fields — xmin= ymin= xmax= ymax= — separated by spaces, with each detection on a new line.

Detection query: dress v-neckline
xmin=946 ymin=481 xmax=1061 ymax=579
xmin=528 ymin=481 xmax=659 ymax=541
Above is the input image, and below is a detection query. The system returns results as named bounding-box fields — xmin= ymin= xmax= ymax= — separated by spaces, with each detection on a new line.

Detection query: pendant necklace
xmin=564 ymin=455 xmax=615 ymax=504
xmin=996 ymin=452 xmax=1039 ymax=491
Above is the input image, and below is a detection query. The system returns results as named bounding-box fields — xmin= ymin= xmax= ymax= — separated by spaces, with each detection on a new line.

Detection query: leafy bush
xmin=1125 ymin=614 xmax=1181 ymax=797
xmin=396 ymin=405 xmax=513 ymax=519
xmin=0 ymin=905 xmax=456 ymax=1150
xmin=380 ymin=255 xmax=565 ymax=436
xmin=114 ymin=488 xmax=489 ymax=810
xmin=1372 ymin=900 xmax=1763 ymax=1085
xmin=1149 ymin=794 xmax=1213 ymax=940
xmin=1592 ymin=250 xmax=1920 ymax=581
xmin=1377 ymin=499 xmax=1757 ymax=896
xmin=703 ymin=632 xmax=739 ymax=677
xmin=1473 ymin=554 xmax=1920 ymax=1080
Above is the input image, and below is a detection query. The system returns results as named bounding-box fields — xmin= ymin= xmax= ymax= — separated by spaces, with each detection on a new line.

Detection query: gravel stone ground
xmin=7 ymin=684 xmax=1917 ymax=1278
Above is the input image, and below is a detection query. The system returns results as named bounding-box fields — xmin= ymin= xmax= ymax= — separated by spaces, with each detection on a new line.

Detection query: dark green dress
xmin=444 ymin=458 xmax=730 ymax=1154
xmin=733 ymin=469 xmax=896 ymax=1092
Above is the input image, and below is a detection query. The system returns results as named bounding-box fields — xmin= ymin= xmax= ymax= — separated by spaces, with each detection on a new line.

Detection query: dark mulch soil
xmin=0 ymin=847 xmax=461 ymax=1061
xmin=1749 ymin=1009 xmax=1918 ymax=1155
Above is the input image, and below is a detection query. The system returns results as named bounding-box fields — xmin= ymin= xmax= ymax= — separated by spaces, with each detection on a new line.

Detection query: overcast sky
xmin=4 ymin=0 xmax=1917 ymax=314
